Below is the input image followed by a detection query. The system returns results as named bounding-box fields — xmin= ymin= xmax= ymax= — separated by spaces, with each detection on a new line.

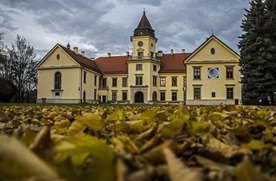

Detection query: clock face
xmin=208 ymin=68 xmax=219 ymax=79
xmin=138 ymin=41 xmax=143 ymax=47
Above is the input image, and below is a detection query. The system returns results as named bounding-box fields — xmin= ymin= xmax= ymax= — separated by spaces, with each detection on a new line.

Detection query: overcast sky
xmin=0 ymin=0 xmax=250 ymax=59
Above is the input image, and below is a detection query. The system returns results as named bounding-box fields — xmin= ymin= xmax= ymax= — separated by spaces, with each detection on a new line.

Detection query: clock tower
xmin=128 ymin=11 xmax=160 ymax=104
xmin=131 ymin=10 xmax=158 ymax=58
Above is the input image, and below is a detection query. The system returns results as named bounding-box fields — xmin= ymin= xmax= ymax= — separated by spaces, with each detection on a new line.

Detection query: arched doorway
xmin=135 ymin=91 xmax=144 ymax=103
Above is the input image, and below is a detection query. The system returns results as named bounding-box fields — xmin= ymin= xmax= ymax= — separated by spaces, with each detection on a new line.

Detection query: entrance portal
xmin=135 ymin=91 xmax=144 ymax=103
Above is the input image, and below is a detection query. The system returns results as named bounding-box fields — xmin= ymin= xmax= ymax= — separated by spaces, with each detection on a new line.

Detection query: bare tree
xmin=0 ymin=33 xmax=17 ymax=102
xmin=7 ymin=35 xmax=38 ymax=103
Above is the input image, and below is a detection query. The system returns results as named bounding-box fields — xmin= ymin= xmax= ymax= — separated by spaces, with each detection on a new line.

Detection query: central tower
xmin=131 ymin=10 xmax=158 ymax=58
xmin=128 ymin=11 xmax=160 ymax=104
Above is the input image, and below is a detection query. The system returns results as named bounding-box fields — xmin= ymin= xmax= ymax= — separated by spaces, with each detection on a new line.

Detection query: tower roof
xmin=133 ymin=10 xmax=156 ymax=38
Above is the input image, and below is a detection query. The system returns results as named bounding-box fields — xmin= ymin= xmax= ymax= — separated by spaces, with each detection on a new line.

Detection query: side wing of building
xmin=184 ymin=35 xmax=241 ymax=105
xmin=36 ymin=44 xmax=101 ymax=104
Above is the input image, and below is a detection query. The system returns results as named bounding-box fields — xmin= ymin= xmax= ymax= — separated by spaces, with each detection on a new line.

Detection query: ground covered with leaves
xmin=0 ymin=105 xmax=276 ymax=181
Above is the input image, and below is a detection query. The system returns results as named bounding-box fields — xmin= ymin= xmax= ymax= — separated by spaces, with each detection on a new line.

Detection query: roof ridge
xmin=58 ymin=44 xmax=101 ymax=73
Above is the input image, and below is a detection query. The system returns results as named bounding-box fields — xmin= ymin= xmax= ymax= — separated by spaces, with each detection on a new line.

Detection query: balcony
xmin=128 ymin=56 xmax=160 ymax=62
xmin=98 ymin=85 xmax=109 ymax=90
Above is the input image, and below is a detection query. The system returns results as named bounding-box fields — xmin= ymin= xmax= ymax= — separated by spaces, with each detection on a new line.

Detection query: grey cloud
xmin=120 ymin=0 xmax=163 ymax=6
xmin=0 ymin=8 xmax=18 ymax=32
xmin=1 ymin=0 xmax=251 ymax=58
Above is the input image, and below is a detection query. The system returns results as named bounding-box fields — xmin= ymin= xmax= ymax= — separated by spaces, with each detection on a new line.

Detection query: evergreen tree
xmin=265 ymin=0 xmax=276 ymax=104
xmin=238 ymin=0 xmax=275 ymax=105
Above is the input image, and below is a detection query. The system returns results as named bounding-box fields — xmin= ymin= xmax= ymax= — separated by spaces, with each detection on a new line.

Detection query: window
xmin=212 ymin=92 xmax=216 ymax=97
xmin=172 ymin=92 xmax=177 ymax=101
xmin=153 ymin=65 xmax=157 ymax=71
xmin=136 ymin=76 xmax=143 ymax=85
xmin=54 ymin=72 xmax=61 ymax=89
xmin=194 ymin=87 xmax=201 ymax=99
xmin=211 ymin=48 xmax=215 ymax=55
xmin=160 ymin=92 xmax=166 ymax=101
xmin=172 ymin=77 xmax=177 ymax=86
xmin=94 ymin=89 xmax=97 ymax=100
xmin=193 ymin=67 xmax=201 ymax=79
xmin=136 ymin=64 xmax=142 ymax=70
xmin=184 ymin=91 xmax=186 ymax=102
xmin=153 ymin=76 xmax=157 ymax=86
xmin=226 ymin=67 xmax=234 ymax=79
xmin=122 ymin=92 xmax=127 ymax=101
xmin=83 ymin=72 xmax=87 ymax=84
xmin=227 ymin=87 xmax=234 ymax=99
xmin=94 ymin=75 xmax=97 ymax=86
xmin=152 ymin=91 xmax=157 ymax=101
xmin=183 ymin=77 xmax=187 ymax=86
xmin=112 ymin=91 xmax=117 ymax=101
xmin=112 ymin=78 xmax=117 ymax=87
xmin=122 ymin=77 xmax=127 ymax=87
xmin=138 ymin=52 xmax=143 ymax=59
xmin=55 ymin=92 xmax=60 ymax=96
xmin=160 ymin=77 xmax=166 ymax=86
xmin=100 ymin=78 xmax=107 ymax=89
xmin=56 ymin=54 xmax=60 ymax=60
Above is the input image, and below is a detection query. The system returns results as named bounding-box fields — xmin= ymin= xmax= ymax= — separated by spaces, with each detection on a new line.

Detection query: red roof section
xmin=94 ymin=56 xmax=129 ymax=74
xmin=159 ymin=53 xmax=191 ymax=73
xmin=58 ymin=43 xmax=190 ymax=74
xmin=58 ymin=44 xmax=101 ymax=74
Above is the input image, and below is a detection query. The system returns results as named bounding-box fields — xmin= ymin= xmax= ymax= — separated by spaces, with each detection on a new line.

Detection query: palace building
xmin=36 ymin=11 xmax=241 ymax=105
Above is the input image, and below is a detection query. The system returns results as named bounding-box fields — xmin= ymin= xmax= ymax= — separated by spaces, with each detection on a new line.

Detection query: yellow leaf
xmin=0 ymin=135 xmax=59 ymax=180
xmin=164 ymin=148 xmax=203 ymax=181
xmin=233 ymin=155 xmax=264 ymax=181
xmin=68 ymin=113 xmax=105 ymax=136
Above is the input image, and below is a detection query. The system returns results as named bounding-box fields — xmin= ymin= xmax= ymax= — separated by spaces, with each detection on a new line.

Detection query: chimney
xmin=156 ymin=51 xmax=164 ymax=58
xmin=107 ymin=52 xmax=111 ymax=57
xmin=90 ymin=57 xmax=95 ymax=60
xmin=126 ymin=51 xmax=129 ymax=57
xmin=81 ymin=51 xmax=85 ymax=56
xmin=73 ymin=47 xmax=78 ymax=54
xmin=182 ymin=49 xmax=185 ymax=54
xmin=170 ymin=49 xmax=173 ymax=55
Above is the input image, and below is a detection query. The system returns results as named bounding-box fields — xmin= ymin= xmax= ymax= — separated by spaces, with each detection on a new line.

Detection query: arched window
xmin=54 ymin=72 xmax=61 ymax=89
xmin=152 ymin=91 xmax=157 ymax=101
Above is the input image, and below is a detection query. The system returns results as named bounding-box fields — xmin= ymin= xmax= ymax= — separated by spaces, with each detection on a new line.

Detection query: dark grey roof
xmin=133 ymin=11 xmax=156 ymax=38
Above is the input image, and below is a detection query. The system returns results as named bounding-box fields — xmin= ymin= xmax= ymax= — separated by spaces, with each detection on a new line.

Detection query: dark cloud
xmin=0 ymin=8 xmax=18 ymax=32
xmin=0 ymin=0 xmax=251 ymax=59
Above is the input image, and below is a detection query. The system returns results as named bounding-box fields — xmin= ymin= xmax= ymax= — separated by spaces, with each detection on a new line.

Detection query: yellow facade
xmin=36 ymin=45 xmax=101 ymax=103
xmin=185 ymin=36 xmax=241 ymax=105
xmin=131 ymin=36 xmax=157 ymax=57
xmin=36 ymin=12 xmax=241 ymax=105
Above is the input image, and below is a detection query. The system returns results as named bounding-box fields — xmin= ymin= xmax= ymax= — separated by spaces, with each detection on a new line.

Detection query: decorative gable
xmin=185 ymin=35 xmax=240 ymax=63
xmin=36 ymin=44 xmax=80 ymax=69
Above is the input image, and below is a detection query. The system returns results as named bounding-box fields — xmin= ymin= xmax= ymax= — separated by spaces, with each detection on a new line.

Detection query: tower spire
xmin=133 ymin=10 xmax=156 ymax=38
